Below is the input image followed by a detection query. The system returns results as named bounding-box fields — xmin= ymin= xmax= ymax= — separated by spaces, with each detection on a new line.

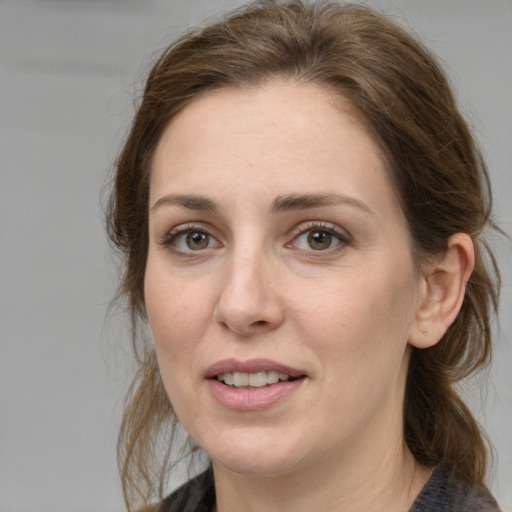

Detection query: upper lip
xmin=204 ymin=358 xmax=306 ymax=379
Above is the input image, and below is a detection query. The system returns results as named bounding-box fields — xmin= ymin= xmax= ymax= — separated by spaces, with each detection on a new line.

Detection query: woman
xmin=107 ymin=1 xmax=502 ymax=511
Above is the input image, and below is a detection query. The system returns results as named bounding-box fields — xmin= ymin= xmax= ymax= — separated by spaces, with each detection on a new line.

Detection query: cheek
xmin=291 ymin=267 xmax=417 ymax=371
xmin=144 ymin=274 xmax=210 ymax=412
xmin=144 ymin=265 xmax=211 ymax=365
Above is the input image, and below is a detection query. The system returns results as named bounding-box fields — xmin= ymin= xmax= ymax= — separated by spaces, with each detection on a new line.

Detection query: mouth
xmin=205 ymin=358 xmax=306 ymax=389
xmin=216 ymin=371 xmax=301 ymax=389
xmin=205 ymin=359 xmax=307 ymax=410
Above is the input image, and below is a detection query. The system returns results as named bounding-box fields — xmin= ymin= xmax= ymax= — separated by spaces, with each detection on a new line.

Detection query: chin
xmin=212 ymin=454 xmax=302 ymax=478
xmin=204 ymin=430 xmax=307 ymax=478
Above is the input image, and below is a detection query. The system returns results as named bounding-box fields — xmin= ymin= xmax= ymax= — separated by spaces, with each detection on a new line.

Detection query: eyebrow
xmin=151 ymin=192 xmax=373 ymax=216
xmin=151 ymin=194 xmax=218 ymax=213
xmin=272 ymin=193 xmax=374 ymax=215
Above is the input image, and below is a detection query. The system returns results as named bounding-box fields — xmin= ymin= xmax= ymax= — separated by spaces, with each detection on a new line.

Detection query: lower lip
xmin=207 ymin=378 xmax=305 ymax=411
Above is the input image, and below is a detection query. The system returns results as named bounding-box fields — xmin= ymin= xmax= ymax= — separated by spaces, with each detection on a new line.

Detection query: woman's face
xmin=145 ymin=82 xmax=426 ymax=477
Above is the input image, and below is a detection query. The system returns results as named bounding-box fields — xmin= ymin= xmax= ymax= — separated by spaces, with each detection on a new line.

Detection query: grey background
xmin=0 ymin=0 xmax=510 ymax=511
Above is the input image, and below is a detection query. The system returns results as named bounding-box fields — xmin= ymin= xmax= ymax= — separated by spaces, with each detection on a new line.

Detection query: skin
xmin=145 ymin=82 xmax=473 ymax=511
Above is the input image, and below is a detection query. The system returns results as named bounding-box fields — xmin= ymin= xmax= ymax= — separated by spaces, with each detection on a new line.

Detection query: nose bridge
xmin=214 ymin=237 xmax=282 ymax=335
xmin=221 ymin=240 xmax=269 ymax=312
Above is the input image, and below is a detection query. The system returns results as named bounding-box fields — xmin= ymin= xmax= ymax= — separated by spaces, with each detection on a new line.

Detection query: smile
xmin=206 ymin=359 xmax=307 ymax=410
xmin=216 ymin=371 xmax=293 ymax=388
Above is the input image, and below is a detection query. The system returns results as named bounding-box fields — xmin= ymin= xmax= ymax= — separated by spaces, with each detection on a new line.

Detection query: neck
xmin=212 ymin=432 xmax=432 ymax=512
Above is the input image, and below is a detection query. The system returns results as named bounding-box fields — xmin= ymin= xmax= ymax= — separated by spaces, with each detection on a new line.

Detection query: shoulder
xmin=410 ymin=465 xmax=501 ymax=512
xmin=157 ymin=469 xmax=215 ymax=512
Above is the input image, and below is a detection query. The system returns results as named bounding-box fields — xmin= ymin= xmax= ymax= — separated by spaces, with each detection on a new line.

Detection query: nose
xmin=213 ymin=250 xmax=284 ymax=337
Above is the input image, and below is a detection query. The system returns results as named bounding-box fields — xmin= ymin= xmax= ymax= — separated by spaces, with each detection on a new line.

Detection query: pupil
xmin=308 ymin=231 xmax=331 ymax=250
xmin=186 ymin=232 xmax=209 ymax=250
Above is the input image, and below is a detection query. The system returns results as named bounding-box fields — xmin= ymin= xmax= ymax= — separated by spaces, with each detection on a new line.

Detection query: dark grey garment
xmin=409 ymin=465 xmax=500 ymax=512
xmin=158 ymin=470 xmax=214 ymax=512
xmin=158 ymin=465 xmax=500 ymax=512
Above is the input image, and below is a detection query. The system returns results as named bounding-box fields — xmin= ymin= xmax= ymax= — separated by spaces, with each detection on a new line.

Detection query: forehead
xmin=150 ymin=81 xmax=397 ymax=213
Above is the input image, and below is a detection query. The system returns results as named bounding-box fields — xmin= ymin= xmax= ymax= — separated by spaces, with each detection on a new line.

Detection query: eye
xmin=304 ymin=230 xmax=336 ymax=250
xmin=182 ymin=231 xmax=211 ymax=250
xmin=288 ymin=223 xmax=349 ymax=253
xmin=163 ymin=226 xmax=221 ymax=253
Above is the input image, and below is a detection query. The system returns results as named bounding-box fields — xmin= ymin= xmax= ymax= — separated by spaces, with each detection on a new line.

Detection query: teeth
xmin=248 ymin=371 xmax=267 ymax=387
xmin=217 ymin=371 xmax=292 ymax=388
xmin=233 ymin=372 xmax=249 ymax=387
xmin=267 ymin=371 xmax=280 ymax=384
xmin=220 ymin=373 xmax=234 ymax=386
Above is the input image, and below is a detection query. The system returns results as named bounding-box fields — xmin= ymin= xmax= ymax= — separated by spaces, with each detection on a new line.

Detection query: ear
xmin=408 ymin=233 xmax=475 ymax=349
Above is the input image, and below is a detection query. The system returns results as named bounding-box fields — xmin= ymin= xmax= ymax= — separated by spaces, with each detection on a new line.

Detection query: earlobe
xmin=409 ymin=233 xmax=475 ymax=349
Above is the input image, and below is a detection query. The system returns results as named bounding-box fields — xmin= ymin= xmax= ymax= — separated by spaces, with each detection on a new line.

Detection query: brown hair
xmin=106 ymin=1 xmax=500 ymax=509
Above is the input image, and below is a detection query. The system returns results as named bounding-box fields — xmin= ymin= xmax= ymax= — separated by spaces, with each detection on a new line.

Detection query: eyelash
xmin=160 ymin=221 xmax=350 ymax=256
xmin=161 ymin=223 xmax=220 ymax=255
xmin=287 ymin=221 xmax=351 ymax=255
